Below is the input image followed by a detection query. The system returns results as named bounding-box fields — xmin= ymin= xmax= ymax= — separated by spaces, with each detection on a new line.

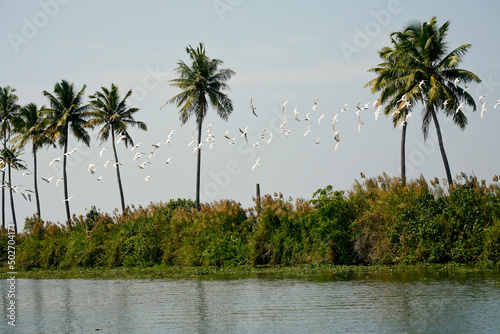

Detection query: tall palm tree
xmin=0 ymin=86 xmax=20 ymax=228
xmin=0 ymin=147 xmax=27 ymax=234
xmin=366 ymin=17 xmax=481 ymax=186
xmin=88 ymin=84 xmax=147 ymax=212
xmin=43 ymin=80 xmax=92 ymax=226
xmin=164 ymin=43 xmax=235 ymax=209
xmin=11 ymin=103 xmax=51 ymax=219
xmin=365 ymin=42 xmax=420 ymax=185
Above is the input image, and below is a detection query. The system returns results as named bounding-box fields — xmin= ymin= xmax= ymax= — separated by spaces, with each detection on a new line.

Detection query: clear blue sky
xmin=2 ymin=0 xmax=500 ymax=228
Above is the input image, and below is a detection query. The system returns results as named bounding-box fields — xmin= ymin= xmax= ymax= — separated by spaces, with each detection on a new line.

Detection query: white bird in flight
xmin=239 ymin=127 xmax=248 ymax=143
xmin=494 ymin=100 xmax=500 ymax=109
xmin=374 ymin=106 xmax=382 ymax=121
xmin=341 ymin=103 xmax=348 ymax=112
xmin=304 ymin=112 xmax=310 ymax=121
xmin=313 ymin=136 xmax=320 ymax=148
xmin=282 ymin=100 xmax=289 ymax=113
xmin=139 ymin=161 xmax=150 ymax=169
xmin=62 ymin=195 xmax=75 ymax=202
xmin=250 ymin=98 xmax=258 ymax=117
xmin=317 ymin=114 xmax=325 ymax=125
xmin=56 ymin=178 xmax=63 ymax=188
xmin=397 ymin=94 xmax=408 ymax=104
xmin=64 ymin=148 xmax=77 ymax=157
xmin=312 ymin=100 xmax=318 ymax=112
xmin=267 ymin=132 xmax=274 ymax=146
xmin=223 ymin=130 xmax=230 ymax=139
xmin=49 ymin=157 xmax=60 ymax=166
xmin=456 ymin=102 xmax=465 ymax=114
xmin=100 ymin=147 xmax=108 ymax=157
xmin=357 ymin=115 xmax=364 ymax=133
xmin=293 ymin=107 xmax=300 ymax=121
xmin=145 ymin=175 xmax=152 ymax=182
xmin=116 ymin=134 xmax=127 ymax=145
xmin=131 ymin=143 xmax=140 ymax=152
xmin=42 ymin=176 xmax=55 ymax=183
xmin=334 ymin=131 xmax=341 ymax=151
xmin=251 ymin=157 xmax=261 ymax=171
xmin=188 ymin=132 xmax=196 ymax=147
xmin=478 ymin=96 xmax=486 ymax=104
xmin=304 ymin=124 xmax=311 ymax=137
xmin=481 ymin=102 xmax=487 ymax=118
xmin=164 ymin=156 xmax=173 ymax=165
xmin=88 ymin=163 xmax=97 ymax=175
xmin=331 ymin=113 xmax=339 ymax=131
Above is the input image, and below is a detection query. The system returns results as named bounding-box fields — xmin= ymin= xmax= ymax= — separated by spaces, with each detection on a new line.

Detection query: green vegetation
xmin=2 ymin=174 xmax=499 ymax=275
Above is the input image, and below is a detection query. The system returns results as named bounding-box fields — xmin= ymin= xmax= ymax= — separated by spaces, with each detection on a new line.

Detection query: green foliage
xmin=5 ymin=176 xmax=500 ymax=270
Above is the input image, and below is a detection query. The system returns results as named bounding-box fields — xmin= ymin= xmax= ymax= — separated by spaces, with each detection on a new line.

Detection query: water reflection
xmin=0 ymin=272 xmax=499 ymax=333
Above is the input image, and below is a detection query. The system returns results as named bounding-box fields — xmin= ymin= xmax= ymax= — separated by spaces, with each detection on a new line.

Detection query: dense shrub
xmin=5 ymin=176 xmax=500 ymax=270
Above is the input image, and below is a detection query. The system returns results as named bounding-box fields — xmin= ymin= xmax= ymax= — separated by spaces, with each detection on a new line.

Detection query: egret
xmin=250 ymin=98 xmax=258 ymax=117
xmin=100 ymin=147 xmax=108 ymax=157
xmin=252 ymin=157 xmax=261 ymax=171
xmin=49 ymin=157 xmax=60 ymax=166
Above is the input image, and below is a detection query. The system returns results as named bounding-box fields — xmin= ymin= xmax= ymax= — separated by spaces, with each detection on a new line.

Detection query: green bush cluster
xmin=2 ymin=174 xmax=500 ymax=269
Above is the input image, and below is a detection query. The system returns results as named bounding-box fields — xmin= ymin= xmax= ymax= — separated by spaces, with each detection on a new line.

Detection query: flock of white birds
xmin=5 ymin=91 xmax=500 ymax=204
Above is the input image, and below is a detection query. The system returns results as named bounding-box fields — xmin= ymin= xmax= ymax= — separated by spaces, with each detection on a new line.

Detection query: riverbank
xmin=2 ymin=175 xmax=500 ymax=271
xmin=1 ymin=263 xmax=498 ymax=280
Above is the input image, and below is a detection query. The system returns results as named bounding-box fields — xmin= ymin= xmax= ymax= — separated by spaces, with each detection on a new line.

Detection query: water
xmin=1 ymin=271 xmax=499 ymax=333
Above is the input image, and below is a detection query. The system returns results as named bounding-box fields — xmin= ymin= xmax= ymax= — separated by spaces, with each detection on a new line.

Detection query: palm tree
xmin=0 ymin=86 xmax=20 ymax=228
xmin=365 ymin=41 xmax=419 ymax=185
xmin=366 ymin=17 xmax=481 ymax=186
xmin=88 ymin=84 xmax=147 ymax=212
xmin=0 ymin=147 xmax=27 ymax=234
xmin=43 ymin=80 xmax=92 ymax=226
xmin=11 ymin=103 xmax=51 ymax=219
xmin=164 ymin=43 xmax=235 ymax=209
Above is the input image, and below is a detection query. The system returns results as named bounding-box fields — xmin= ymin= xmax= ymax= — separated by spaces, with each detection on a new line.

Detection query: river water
xmin=1 ymin=270 xmax=499 ymax=333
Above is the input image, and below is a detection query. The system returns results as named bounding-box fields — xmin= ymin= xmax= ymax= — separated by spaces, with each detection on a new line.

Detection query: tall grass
xmin=2 ymin=174 xmax=500 ymax=269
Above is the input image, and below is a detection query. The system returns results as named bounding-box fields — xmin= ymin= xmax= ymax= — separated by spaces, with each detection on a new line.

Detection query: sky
xmin=1 ymin=0 xmax=500 ymax=229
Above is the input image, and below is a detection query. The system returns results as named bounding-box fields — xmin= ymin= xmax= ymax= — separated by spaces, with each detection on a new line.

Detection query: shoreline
xmin=1 ymin=263 xmax=498 ymax=280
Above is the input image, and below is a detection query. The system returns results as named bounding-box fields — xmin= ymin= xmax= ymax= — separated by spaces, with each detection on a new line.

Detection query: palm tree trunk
xmin=431 ymin=107 xmax=453 ymax=186
xmin=33 ymin=145 xmax=41 ymax=219
xmin=62 ymin=127 xmax=72 ymax=227
xmin=1 ymin=166 xmax=5 ymax=229
xmin=195 ymin=120 xmax=202 ymax=210
xmin=401 ymin=122 xmax=407 ymax=186
xmin=8 ymin=164 xmax=17 ymax=234
xmin=111 ymin=130 xmax=126 ymax=212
